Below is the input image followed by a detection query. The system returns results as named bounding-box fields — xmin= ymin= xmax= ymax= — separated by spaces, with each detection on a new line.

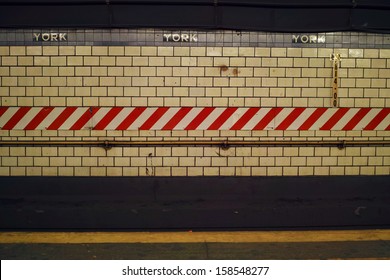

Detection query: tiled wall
xmin=0 ymin=30 xmax=389 ymax=176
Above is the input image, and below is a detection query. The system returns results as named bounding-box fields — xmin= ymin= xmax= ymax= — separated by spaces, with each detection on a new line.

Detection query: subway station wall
xmin=0 ymin=29 xmax=389 ymax=177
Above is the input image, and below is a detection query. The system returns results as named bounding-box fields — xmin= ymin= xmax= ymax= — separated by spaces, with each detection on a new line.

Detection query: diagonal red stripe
xmin=275 ymin=108 xmax=305 ymax=130
xmin=139 ymin=107 xmax=169 ymax=130
xmin=115 ymin=107 xmax=146 ymax=130
xmin=320 ymin=108 xmax=349 ymax=130
xmin=208 ymin=107 xmax=238 ymax=130
xmin=252 ymin=108 xmax=283 ymax=130
xmin=364 ymin=108 xmax=390 ymax=130
xmin=298 ymin=108 xmax=327 ymax=130
xmin=185 ymin=107 xmax=215 ymax=130
xmin=2 ymin=107 xmax=31 ymax=130
xmin=0 ymin=107 xmax=8 ymax=118
xmin=47 ymin=107 xmax=77 ymax=130
xmin=70 ymin=107 xmax=99 ymax=130
xmin=162 ymin=107 xmax=192 ymax=130
xmin=342 ymin=108 xmax=371 ymax=130
xmin=230 ymin=108 xmax=260 ymax=130
xmin=93 ymin=107 xmax=123 ymax=130
xmin=24 ymin=107 xmax=54 ymax=130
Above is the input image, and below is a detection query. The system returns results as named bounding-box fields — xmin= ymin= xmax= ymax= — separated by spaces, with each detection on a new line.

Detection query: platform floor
xmin=1 ymin=230 xmax=390 ymax=260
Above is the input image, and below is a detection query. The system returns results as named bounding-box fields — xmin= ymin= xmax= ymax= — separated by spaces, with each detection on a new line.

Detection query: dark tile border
xmin=1 ymin=29 xmax=390 ymax=48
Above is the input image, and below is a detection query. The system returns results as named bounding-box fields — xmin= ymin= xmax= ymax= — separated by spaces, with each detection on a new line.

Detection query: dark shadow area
xmin=0 ymin=1 xmax=389 ymax=33
xmin=0 ymin=176 xmax=389 ymax=230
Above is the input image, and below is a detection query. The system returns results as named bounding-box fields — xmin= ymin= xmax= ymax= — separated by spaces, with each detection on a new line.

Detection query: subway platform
xmin=1 ymin=176 xmax=389 ymax=259
xmin=1 ymin=230 xmax=390 ymax=259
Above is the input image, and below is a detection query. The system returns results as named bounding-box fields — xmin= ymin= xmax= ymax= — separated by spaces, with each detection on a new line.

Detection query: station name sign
xmin=33 ymin=33 xmax=68 ymax=42
xmin=163 ymin=33 xmax=198 ymax=42
xmin=292 ymin=34 xmax=325 ymax=44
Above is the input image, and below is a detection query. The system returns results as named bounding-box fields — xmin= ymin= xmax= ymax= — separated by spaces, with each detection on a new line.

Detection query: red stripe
xmin=208 ymin=107 xmax=238 ymax=130
xmin=70 ymin=107 xmax=99 ymax=130
xmin=364 ymin=108 xmax=390 ymax=130
xmin=24 ymin=107 xmax=54 ymax=130
xmin=185 ymin=107 xmax=215 ymax=130
xmin=320 ymin=108 xmax=349 ymax=130
xmin=115 ymin=107 xmax=146 ymax=130
xmin=252 ymin=108 xmax=283 ymax=130
xmin=47 ymin=107 xmax=77 ymax=130
xmin=342 ymin=108 xmax=371 ymax=130
xmin=139 ymin=107 xmax=169 ymax=130
xmin=162 ymin=107 xmax=192 ymax=130
xmin=230 ymin=108 xmax=260 ymax=130
xmin=298 ymin=108 xmax=327 ymax=130
xmin=93 ymin=107 xmax=123 ymax=130
xmin=2 ymin=107 xmax=31 ymax=130
xmin=275 ymin=108 xmax=305 ymax=130
xmin=386 ymin=124 xmax=390 ymax=130
xmin=0 ymin=107 xmax=8 ymax=118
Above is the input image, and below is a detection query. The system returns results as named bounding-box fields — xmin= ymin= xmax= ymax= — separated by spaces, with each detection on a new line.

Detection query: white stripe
xmin=90 ymin=108 xmax=110 ymax=129
xmin=128 ymin=108 xmax=155 ymax=130
xmin=355 ymin=109 xmax=377 ymax=130
xmin=376 ymin=113 xmax=390 ymax=130
xmin=38 ymin=108 xmax=64 ymax=130
xmin=222 ymin=108 xmax=248 ymax=130
xmin=332 ymin=109 xmax=359 ymax=130
xmin=175 ymin=108 xmax=203 ymax=130
xmin=289 ymin=108 xmax=316 ymax=130
xmin=13 ymin=108 xmax=41 ymax=129
xmin=59 ymin=108 xmax=88 ymax=129
xmin=312 ymin=109 xmax=336 ymax=130
xmin=0 ymin=107 xmax=18 ymax=128
xmin=274 ymin=108 xmax=294 ymax=129
xmin=106 ymin=108 xmax=134 ymax=130
xmin=197 ymin=108 xmax=224 ymax=130
xmin=151 ymin=108 xmax=180 ymax=130
xmin=244 ymin=108 xmax=272 ymax=130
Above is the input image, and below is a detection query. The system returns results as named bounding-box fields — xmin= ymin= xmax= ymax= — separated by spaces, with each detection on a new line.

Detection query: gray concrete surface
xmin=1 ymin=241 xmax=390 ymax=260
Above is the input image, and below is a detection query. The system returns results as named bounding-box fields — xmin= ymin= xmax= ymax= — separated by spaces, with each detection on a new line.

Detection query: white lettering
xmin=59 ymin=33 xmax=67 ymax=41
xmin=293 ymin=34 xmax=326 ymax=44
xmin=33 ymin=33 xmax=40 ymax=41
xmin=163 ymin=33 xmax=198 ymax=42
xmin=41 ymin=33 xmax=50 ymax=41
xmin=181 ymin=34 xmax=189 ymax=42
xmin=172 ymin=34 xmax=181 ymax=42
xmin=300 ymin=35 xmax=309 ymax=43
xmin=190 ymin=34 xmax=198 ymax=42
xmin=318 ymin=36 xmax=325 ymax=43
xmin=33 ymin=32 xmax=67 ymax=42
xmin=51 ymin=33 xmax=58 ymax=41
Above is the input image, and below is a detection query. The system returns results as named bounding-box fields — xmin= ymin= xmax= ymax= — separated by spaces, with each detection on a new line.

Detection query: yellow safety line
xmin=329 ymin=258 xmax=390 ymax=260
xmin=0 ymin=230 xmax=390 ymax=244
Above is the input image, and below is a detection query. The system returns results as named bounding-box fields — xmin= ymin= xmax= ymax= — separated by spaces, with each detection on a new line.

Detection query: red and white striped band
xmin=0 ymin=107 xmax=389 ymax=131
